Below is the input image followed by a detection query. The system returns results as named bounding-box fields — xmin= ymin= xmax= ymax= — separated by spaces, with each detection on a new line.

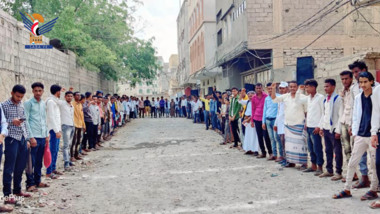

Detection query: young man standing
xmin=187 ymin=97 xmax=192 ymax=119
xmin=181 ymin=97 xmax=187 ymax=118
xmin=239 ymin=89 xmax=249 ymax=136
xmin=82 ymin=92 xmax=93 ymax=152
xmin=24 ymin=82 xmax=50 ymax=192
xmin=139 ymin=97 xmax=145 ymax=118
xmin=210 ymin=96 xmax=217 ymax=130
xmin=297 ymin=80 xmax=325 ymax=175
xmin=252 ymin=83 xmax=272 ymax=159
xmin=2 ymin=85 xmax=31 ymax=204
xmin=58 ymin=91 xmax=75 ymax=171
xmin=272 ymin=81 xmax=308 ymax=168
xmin=46 ymin=85 xmax=63 ymax=178
xmin=229 ymin=87 xmax=242 ymax=148
xmin=159 ymin=97 xmax=165 ymax=118
xmin=175 ymin=98 xmax=180 ymax=118
xmin=151 ymin=98 xmax=156 ymax=118
xmin=102 ymin=96 xmax=111 ymax=140
xmin=200 ymin=94 xmax=211 ymax=130
xmin=333 ymin=72 xmax=378 ymax=200
xmin=241 ymin=91 xmax=258 ymax=155
xmin=262 ymin=83 xmax=281 ymax=160
xmin=72 ymin=92 xmax=85 ymax=160
xmin=339 ymin=71 xmax=357 ymax=181
xmin=274 ymin=82 xmax=288 ymax=165
xmin=155 ymin=97 xmax=160 ymax=118
xmin=348 ymin=61 xmax=379 ymax=188
xmin=370 ymin=79 xmax=380 ymax=208
xmin=89 ymin=95 xmax=101 ymax=150
xmin=144 ymin=97 xmax=151 ymax=118
xmin=318 ymin=79 xmax=343 ymax=181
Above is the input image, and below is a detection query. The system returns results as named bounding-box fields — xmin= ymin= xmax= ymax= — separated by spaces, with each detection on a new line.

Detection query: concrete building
xmin=177 ymin=0 xmax=380 ymax=93
xmin=214 ymin=0 xmax=380 ymax=89
xmin=168 ymin=54 xmax=182 ymax=96
xmin=177 ymin=0 xmax=196 ymax=96
xmin=187 ymin=0 xmax=223 ymax=96
xmin=118 ymin=56 xmax=167 ymax=97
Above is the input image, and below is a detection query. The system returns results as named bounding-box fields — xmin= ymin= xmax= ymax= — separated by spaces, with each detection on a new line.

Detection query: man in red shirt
xmin=251 ymin=83 xmax=273 ymax=159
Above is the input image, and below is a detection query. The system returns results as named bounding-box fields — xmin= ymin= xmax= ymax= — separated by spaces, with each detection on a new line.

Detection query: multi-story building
xmin=187 ymin=0 xmax=224 ymax=95
xmin=118 ymin=56 xmax=167 ymax=97
xmin=215 ymin=0 xmax=380 ymax=88
xmin=177 ymin=0 xmax=195 ymax=96
xmin=168 ymin=54 xmax=181 ymax=96
xmin=177 ymin=0 xmax=380 ymax=92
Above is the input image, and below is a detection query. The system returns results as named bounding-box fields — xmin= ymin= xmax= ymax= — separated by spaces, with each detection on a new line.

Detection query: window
xmin=217 ymin=29 xmax=223 ymax=46
xmin=139 ymin=82 xmax=142 ymax=86
xmin=139 ymin=89 xmax=143 ymax=94
xmin=147 ymin=89 xmax=151 ymax=94
xmin=216 ymin=10 xmax=222 ymax=24
xmin=214 ymin=78 xmax=216 ymax=83
xmin=207 ymin=79 xmax=209 ymax=85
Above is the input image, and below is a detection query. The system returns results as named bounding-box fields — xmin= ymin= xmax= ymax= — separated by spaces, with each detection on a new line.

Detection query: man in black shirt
xmin=333 ymin=71 xmax=378 ymax=200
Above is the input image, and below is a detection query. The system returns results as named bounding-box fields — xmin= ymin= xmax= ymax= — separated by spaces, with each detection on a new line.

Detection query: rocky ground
xmin=10 ymin=117 xmax=380 ymax=213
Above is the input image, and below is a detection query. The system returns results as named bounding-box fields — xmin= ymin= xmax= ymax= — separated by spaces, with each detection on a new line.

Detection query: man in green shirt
xmin=229 ymin=87 xmax=242 ymax=148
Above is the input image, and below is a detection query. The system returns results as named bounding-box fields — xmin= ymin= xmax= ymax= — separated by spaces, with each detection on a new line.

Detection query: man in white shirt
xmin=154 ymin=98 xmax=160 ymax=118
xmin=347 ymin=61 xmax=380 ymax=188
xmin=88 ymin=95 xmax=101 ymax=150
xmin=58 ymin=91 xmax=75 ymax=171
xmin=191 ymin=96 xmax=202 ymax=123
xmin=46 ymin=85 xmax=63 ymax=178
xmin=123 ymin=97 xmax=130 ymax=122
xmin=370 ymin=85 xmax=380 ymax=208
xmin=181 ymin=97 xmax=188 ymax=118
xmin=318 ymin=79 xmax=343 ymax=181
xmin=297 ymin=79 xmax=325 ymax=175
xmin=274 ymin=82 xmax=288 ymax=165
xmin=271 ymin=81 xmax=308 ymax=168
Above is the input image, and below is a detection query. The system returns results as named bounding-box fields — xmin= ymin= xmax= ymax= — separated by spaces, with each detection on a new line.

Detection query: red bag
xmin=44 ymin=143 xmax=52 ymax=168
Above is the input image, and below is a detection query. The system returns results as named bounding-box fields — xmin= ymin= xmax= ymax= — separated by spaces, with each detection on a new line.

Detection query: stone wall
xmin=0 ymin=9 xmax=115 ymax=101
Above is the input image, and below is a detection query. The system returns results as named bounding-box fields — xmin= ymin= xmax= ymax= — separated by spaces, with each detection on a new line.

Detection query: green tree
xmin=0 ymin=0 xmax=160 ymax=83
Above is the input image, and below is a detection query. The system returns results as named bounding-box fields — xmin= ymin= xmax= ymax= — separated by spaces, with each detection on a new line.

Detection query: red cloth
xmin=251 ymin=92 xmax=268 ymax=122
xmin=44 ymin=143 xmax=52 ymax=168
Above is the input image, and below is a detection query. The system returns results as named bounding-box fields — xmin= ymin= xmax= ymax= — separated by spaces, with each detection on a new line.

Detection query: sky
xmin=133 ymin=0 xmax=183 ymax=62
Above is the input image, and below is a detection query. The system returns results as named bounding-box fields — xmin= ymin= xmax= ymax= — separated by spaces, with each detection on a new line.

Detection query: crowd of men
xmin=0 ymin=83 xmax=140 ymax=212
xmin=183 ymin=60 xmax=380 ymax=209
xmin=0 ymin=60 xmax=380 ymax=211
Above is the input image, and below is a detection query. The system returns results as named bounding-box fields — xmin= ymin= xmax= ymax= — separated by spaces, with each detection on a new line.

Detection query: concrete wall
xmin=215 ymin=0 xmax=248 ymax=62
xmin=315 ymin=51 xmax=380 ymax=93
xmin=0 ymin=9 xmax=115 ymax=101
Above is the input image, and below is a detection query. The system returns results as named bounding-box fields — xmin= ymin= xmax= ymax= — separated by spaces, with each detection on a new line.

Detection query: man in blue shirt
xmin=262 ymin=82 xmax=281 ymax=161
xmin=24 ymin=82 xmax=50 ymax=192
xmin=159 ymin=97 xmax=165 ymax=118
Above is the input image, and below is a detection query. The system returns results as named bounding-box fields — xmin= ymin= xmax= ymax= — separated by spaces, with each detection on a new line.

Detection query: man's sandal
xmin=361 ymin=191 xmax=378 ymax=201
xmin=26 ymin=186 xmax=38 ymax=192
xmin=37 ymin=183 xmax=50 ymax=188
xmin=370 ymin=201 xmax=380 ymax=209
xmin=53 ymin=171 xmax=64 ymax=175
xmin=332 ymin=190 xmax=352 ymax=199
xmin=353 ymin=181 xmax=370 ymax=189
xmin=0 ymin=205 xmax=13 ymax=213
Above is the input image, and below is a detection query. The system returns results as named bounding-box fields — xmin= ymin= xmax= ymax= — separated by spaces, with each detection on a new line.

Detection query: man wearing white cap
xmin=274 ymin=82 xmax=288 ymax=166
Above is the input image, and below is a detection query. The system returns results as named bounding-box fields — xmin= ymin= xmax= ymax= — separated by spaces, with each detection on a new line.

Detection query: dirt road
xmin=16 ymin=117 xmax=379 ymax=214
